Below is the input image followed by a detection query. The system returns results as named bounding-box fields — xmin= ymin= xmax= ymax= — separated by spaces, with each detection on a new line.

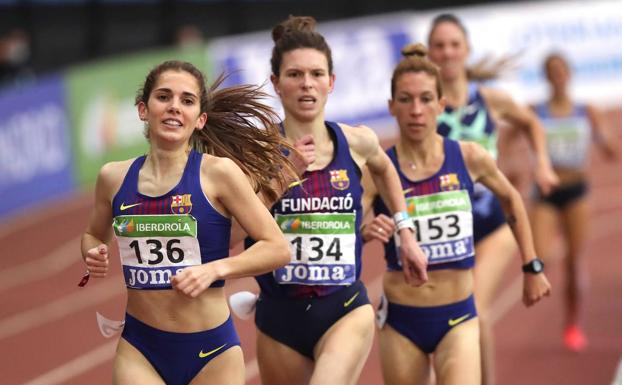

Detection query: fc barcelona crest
xmin=329 ymin=169 xmax=350 ymax=190
xmin=439 ymin=173 xmax=460 ymax=191
xmin=171 ymin=194 xmax=192 ymax=214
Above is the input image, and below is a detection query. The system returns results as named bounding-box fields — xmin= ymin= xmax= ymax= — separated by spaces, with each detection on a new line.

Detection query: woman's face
xmin=271 ymin=48 xmax=335 ymax=122
xmin=546 ymin=57 xmax=571 ymax=92
xmin=389 ymin=71 xmax=445 ymax=142
xmin=428 ymin=21 xmax=470 ymax=82
xmin=138 ymin=70 xmax=206 ymax=145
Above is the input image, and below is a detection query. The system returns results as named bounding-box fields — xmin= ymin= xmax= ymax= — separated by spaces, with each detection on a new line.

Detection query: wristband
xmin=396 ymin=218 xmax=415 ymax=232
xmin=393 ymin=211 xmax=410 ymax=225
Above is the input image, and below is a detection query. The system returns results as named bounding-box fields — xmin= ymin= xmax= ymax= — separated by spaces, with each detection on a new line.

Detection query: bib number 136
xmin=128 ymin=239 xmax=185 ymax=265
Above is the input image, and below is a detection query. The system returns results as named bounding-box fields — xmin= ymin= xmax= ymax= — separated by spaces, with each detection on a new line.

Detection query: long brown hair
xmin=136 ymin=60 xmax=298 ymax=202
xmin=428 ymin=13 xmax=517 ymax=82
xmin=270 ymin=15 xmax=333 ymax=76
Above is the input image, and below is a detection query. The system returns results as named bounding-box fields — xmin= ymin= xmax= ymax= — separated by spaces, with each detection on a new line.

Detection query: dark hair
xmin=136 ymin=60 xmax=298 ymax=202
xmin=427 ymin=13 xmax=516 ymax=82
xmin=544 ymin=52 xmax=570 ymax=77
xmin=392 ymin=43 xmax=443 ymax=98
xmin=270 ymin=15 xmax=333 ymax=76
xmin=428 ymin=13 xmax=468 ymax=45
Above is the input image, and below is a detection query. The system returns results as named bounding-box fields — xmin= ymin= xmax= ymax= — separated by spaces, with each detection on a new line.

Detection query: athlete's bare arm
xmin=481 ymin=86 xmax=559 ymax=195
xmin=228 ymin=136 xmax=312 ymax=248
xmin=461 ymin=141 xmax=551 ymax=306
xmin=81 ymin=160 xmax=132 ymax=278
xmin=587 ymin=104 xmax=618 ymax=160
xmin=343 ymin=123 xmax=428 ymax=285
xmin=172 ymin=156 xmax=290 ymax=298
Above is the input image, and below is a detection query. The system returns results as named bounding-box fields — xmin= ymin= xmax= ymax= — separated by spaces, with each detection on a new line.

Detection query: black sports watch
xmin=522 ymin=258 xmax=545 ymax=274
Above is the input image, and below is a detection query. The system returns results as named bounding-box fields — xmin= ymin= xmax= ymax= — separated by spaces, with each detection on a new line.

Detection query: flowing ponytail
xmin=137 ymin=60 xmax=298 ymax=202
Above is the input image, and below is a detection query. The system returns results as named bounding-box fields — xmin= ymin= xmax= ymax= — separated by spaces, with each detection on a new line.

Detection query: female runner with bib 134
xmin=245 ymin=16 xmax=428 ymax=385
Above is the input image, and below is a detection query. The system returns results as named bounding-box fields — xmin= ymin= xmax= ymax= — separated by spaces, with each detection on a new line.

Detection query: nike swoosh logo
xmin=198 ymin=343 xmax=227 ymax=358
xmin=288 ymin=178 xmax=308 ymax=189
xmin=448 ymin=313 xmax=471 ymax=327
xmin=403 ymin=188 xmax=413 ymax=195
xmin=344 ymin=291 xmax=360 ymax=308
xmin=120 ymin=202 xmax=142 ymax=211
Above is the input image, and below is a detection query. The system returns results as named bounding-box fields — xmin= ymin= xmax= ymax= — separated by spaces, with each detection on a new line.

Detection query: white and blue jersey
xmin=534 ymin=102 xmax=592 ymax=170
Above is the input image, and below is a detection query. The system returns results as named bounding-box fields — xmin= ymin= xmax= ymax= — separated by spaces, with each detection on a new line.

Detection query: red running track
xmin=1 ymin=111 xmax=621 ymax=385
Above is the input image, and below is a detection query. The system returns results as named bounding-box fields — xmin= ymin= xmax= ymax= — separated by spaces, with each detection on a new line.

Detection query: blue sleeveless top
xmin=533 ymin=102 xmax=592 ymax=169
xmin=253 ymin=121 xmax=363 ymax=299
xmin=437 ymin=83 xmax=498 ymax=159
xmin=373 ymin=138 xmax=475 ymax=271
xmin=111 ymin=149 xmax=231 ymax=290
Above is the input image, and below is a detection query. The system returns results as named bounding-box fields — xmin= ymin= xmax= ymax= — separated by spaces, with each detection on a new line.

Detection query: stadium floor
xmin=1 ymin=110 xmax=620 ymax=385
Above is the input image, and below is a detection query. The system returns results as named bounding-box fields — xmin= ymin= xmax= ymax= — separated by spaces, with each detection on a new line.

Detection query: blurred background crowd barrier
xmin=1 ymin=0 xmax=621 ymax=219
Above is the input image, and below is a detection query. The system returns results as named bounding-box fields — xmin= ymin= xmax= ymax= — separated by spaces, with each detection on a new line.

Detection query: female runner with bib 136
xmin=81 ymin=60 xmax=295 ymax=385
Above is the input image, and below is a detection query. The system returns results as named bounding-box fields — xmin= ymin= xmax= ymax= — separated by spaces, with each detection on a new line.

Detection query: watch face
xmin=533 ymin=260 xmax=543 ymax=272
xmin=523 ymin=259 xmax=544 ymax=273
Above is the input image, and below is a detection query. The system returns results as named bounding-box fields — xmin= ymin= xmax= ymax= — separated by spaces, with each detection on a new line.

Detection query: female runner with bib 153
xmin=362 ymin=43 xmax=551 ymax=385
xmin=81 ymin=60 xmax=295 ymax=385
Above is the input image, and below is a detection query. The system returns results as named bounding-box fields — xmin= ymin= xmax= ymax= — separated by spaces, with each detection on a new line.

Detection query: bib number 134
xmin=290 ymin=236 xmax=342 ymax=262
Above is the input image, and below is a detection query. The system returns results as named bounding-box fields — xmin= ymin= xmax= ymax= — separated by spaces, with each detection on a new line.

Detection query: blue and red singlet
xmin=111 ymin=150 xmax=231 ymax=290
xmin=253 ymin=121 xmax=363 ymax=298
xmin=373 ymin=138 xmax=475 ymax=271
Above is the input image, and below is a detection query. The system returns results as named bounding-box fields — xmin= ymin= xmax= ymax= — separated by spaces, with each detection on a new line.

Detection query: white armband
xmin=396 ymin=217 xmax=415 ymax=232
xmin=393 ymin=211 xmax=410 ymax=225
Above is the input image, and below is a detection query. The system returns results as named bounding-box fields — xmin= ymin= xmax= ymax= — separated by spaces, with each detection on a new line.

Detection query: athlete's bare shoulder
xmin=97 ymin=158 xmax=137 ymax=196
xmin=339 ymin=123 xmax=379 ymax=159
xmin=199 ymin=153 xmax=239 ymax=178
xmin=479 ymin=86 xmax=513 ymax=109
xmin=200 ymin=154 xmax=249 ymax=194
xmin=459 ymin=140 xmax=496 ymax=181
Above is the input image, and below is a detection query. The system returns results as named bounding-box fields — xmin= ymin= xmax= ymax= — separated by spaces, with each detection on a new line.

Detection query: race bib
xmin=113 ymin=214 xmax=201 ymax=289
xmin=402 ymin=190 xmax=474 ymax=265
xmin=544 ymin=117 xmax=590 ymax=168
xmin=275 ymin=212 xmax=356 ymax=285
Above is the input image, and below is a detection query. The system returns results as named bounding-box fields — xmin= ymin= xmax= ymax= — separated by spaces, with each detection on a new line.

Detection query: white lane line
xmin=611 ymin=357 xmax=622 ymax=385
xmin=15 ymin=208 xmax=622 ymax=385
xmin=0 ymin=194 xmax=91 ymax=240
xmin=2 ymin=272 xmax=256 ymax=342
xmin=0 ymin=278 xmax=124 ymax=340
xmin=0 ymin=236 xmax=82 ymax=292
xmin=21 ymin=340 xmax=117 ymax=385
xmin=489 ymin=208 xmax=622 ymax=324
